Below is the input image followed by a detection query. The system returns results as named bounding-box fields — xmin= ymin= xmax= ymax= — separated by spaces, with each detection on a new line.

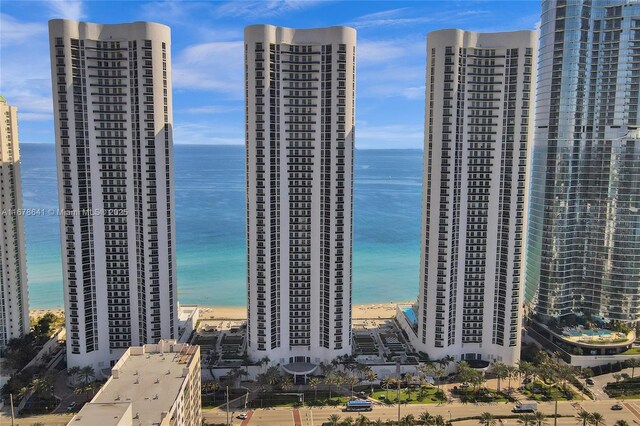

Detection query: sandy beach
xmin=31 ymin=301 xmax=413 ymax=321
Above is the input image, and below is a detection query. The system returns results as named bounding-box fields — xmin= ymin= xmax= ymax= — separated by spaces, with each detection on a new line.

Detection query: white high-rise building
xmin=412 ymin=29 xmax=536 ymax=365
xmin=244 ymin=25 xmax=356 ymax=373
xmin=49 ymin=20 xmax=177 ymax=375
xmin=0 ymin=96 xmax=30 ymax=350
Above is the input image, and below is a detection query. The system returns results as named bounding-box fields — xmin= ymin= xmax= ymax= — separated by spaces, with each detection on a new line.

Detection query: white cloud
xmin=351 ymin=8 xmax=432 ymax=29
xmin=214 ymin=0 xmax=323 ymax=18
xmin=174 ymin=121 xmax=243 ymax=145
xmin=356 ymin=123 xmax=424 ymax=149
xmin=48 ymin=0 xmax=85 ymax=21
xmin=0 ymin=12 xmax=53 ymax=121
xmin=18 ymin=112 xmax=54 ymax=121
xmin=400 ymin=86 xmax=426 ymax=100
xmin=350 ymin=7 xmax=492 ymax=29
xmin=181 ymin=105 xmax=242 ymax=114
xmin=0 ymin=14 xmax=47 ymax=47
xmin=173 ymin=41 xmax=244 ymax=97
xmin=358 ymin=38 xmax=424 ymax=64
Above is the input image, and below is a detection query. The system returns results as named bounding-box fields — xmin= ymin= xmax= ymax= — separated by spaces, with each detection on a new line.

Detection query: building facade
xmin=68 ymin=340 xmax=201 ymax=426
xmin=49 ymin=20 xmax=177 ymax=375
xmin=414 ymin=29 xmax=536 ymax=365
xmin=244 ymin=25 xmax=356 ymax=370
xmin=0 ymin=97 xmax=30 ymax=351
xmin=526 ymin=0 xmax=640 ymax=325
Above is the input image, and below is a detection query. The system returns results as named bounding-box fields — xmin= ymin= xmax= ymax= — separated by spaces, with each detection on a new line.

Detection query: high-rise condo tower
xmin=49 ymin=20 xmax=176 ymax=375
xmin=411 ymin=29 xmax=536 ymax=365
xmin=244 ymin=25 xmax=356 ymax=374
xmin=0 ymin=96 xmax=30 ymax=350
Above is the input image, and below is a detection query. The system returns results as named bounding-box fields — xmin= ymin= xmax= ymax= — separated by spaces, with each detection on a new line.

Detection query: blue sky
xmin=1 ymin=0 xmax=540 ymax=149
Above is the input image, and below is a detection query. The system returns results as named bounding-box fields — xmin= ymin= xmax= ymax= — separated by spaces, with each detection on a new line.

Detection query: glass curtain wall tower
xmin=527 ymin=0 xmax=640 ymax=326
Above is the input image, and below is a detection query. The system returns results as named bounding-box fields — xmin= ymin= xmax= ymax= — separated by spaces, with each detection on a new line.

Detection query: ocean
xmin=19 ymin=144 xmax=423 ymax=309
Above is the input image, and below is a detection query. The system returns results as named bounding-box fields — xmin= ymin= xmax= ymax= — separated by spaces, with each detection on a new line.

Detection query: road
xmin=588 ymin=368 xmax=637 ymax=401
xmin=204 ymin=399 xmax=640 ymax=426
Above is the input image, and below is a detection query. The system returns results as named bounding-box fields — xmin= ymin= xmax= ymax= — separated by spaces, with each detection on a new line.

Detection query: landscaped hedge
xmin=604 ymin=376 xmax=640 ymax=398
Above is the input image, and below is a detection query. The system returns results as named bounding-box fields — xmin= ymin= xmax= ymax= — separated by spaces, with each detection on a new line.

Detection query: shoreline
xmin=31 ymin=301 xmax=414 ymax=321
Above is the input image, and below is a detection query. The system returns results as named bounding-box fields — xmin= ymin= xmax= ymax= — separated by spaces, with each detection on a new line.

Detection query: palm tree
xmin=73 ymin=382 xmax=93 ymax=402
xmin=517 ymin=414 xmax=537 ymax=426
xmin=259 ymin=356 xmax=271 ymax=372
xmin=576 ymin=410 xmax=592 ymax=426
xmin=280 ymin=375 xmax=293 ymax=392
xmin=506 ymin=365 xmax=519 ymax=392
xmin=479 ymin=412 xmax=497 ymax=426
xmin=385 ymin=377 xmax=399 ymax=402
xmin=365 ymin=369 xmax=378 ymax=395
xmin=419 ymin=410 xmax=433 ymax=425
xmin=589 ymin=413 xmax=605 ymax=426
xmin=67 ymin=366 xmax=81 ymax=385
xmin=401 ymin=414 xmax=416 ymax=426
xmin=78 ymin=365 xmax=95 ymax=385
xmin=325 ymin=373 xmax=339 ymax=400
xmin=328 ymin=414 xmax=342 ymax=426
xmin=355 ymin=415 xmax=369 ymax=426
xmin=342 ymin=417 xmax=355 ymax=426
xmin=534 ymin=411 xmax=548 ymax=426
xmin=627 ymin=358 xmax=640 ymax=378
xmin=309 ymin=377 xmax=321 ymax=401
xmin=490 ymin=362 xmax=508 ymax=393
xmin=518 ymin=360 xmax=537 ymax=383
xmin=614 ymin=421 xmax=629 ymax=426
xmin=202 ymin=380 xmax=220 ymax=403
xmin=17 ymin=386 xmax=31 ymax=403
xmin=371 ymin=420 xmax=384 ymax=426
xmin=344 ymin=374 xmax=360 ymax=398
xmin=433 ymin=415 xmax=445 ymax=426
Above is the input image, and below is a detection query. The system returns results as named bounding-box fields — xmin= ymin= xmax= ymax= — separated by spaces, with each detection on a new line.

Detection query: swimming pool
xmin=402 ymin=307 xmax=418 ymax=325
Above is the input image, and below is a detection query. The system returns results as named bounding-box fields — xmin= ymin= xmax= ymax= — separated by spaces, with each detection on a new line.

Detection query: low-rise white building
xmin=68 ymin=340 xmax=201 ymax=426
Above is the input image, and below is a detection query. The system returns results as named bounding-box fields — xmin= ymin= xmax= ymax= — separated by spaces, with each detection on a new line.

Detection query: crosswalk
xmin=624 ymin=401 xmax=640 ymax=422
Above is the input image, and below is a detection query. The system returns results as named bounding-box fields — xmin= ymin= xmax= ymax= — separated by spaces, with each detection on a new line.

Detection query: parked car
xmin=66 ymin=401 xmax=77 ymax=412
xmin=237 ymin=413 xmax=248 ymax=419
xmin=611 ymin=404 xmax=623 ymax=411
xmin=586 ymin=378 xmax=594 ymax=385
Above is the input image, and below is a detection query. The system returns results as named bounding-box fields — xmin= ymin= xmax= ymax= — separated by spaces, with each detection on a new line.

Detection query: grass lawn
xmin=371 ymin=386 xmax=446 ymax=404
xmin=521 ymin=381 xmax=582 ymax=402
xmin=454 ymin=388 xmax=513 ymax=403
xmin=621 ymin=348 xmax=640 ymax=355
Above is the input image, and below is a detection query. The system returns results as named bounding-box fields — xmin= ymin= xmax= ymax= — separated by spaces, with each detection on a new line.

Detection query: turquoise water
xmin=20 ymin=144 xmax=423 ymax=309
xmin=402 ymin=307 xmax=418 ymax=325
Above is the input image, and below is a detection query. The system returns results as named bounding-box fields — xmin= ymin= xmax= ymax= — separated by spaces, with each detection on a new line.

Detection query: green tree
xmin=626 ymin=358 xmax=640 ymax=378
xmin=576 ymin=410 xmax=591 ymax=426
xmin=534 ymin=411 xmax=548 ymax=426
xmin=517 ymin=414 xmax=537 ymax=426
xmin=479 ymin=412 xmax=497 ymax=426
xmin=355 ymin=415 xmax=369 ymax=426
xmin=589 ymin=412 xmax=605 ymax=426
xmin=365 ymin=368 xmax=378 ymax=395
xmin=418 ymin=410 xmax=433 ymax=425
xmin=309 ymin=377 xmax=321 ymax=401
xmin=614 ymin=421 xmax=629 ymax=426
xmin=490 ymin=362 xmax=508 ymax=392
xmin=328 ymin=414 xmax=342 ymax=426
xmin=78 ymin=365 xmax=95 ymax=385
xmin=401 ymin=414 xmax=416 ymax=426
